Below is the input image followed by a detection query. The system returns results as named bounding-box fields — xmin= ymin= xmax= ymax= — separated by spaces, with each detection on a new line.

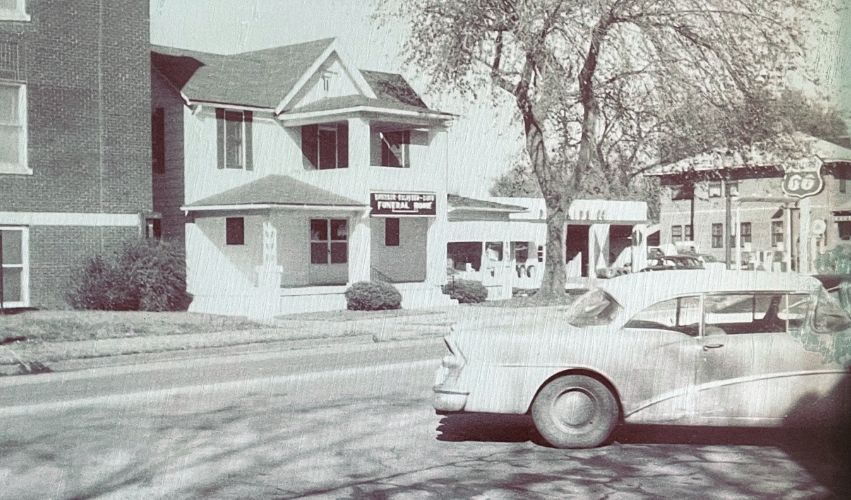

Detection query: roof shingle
xmin=185 ymin=175 xmax=366 ymax=209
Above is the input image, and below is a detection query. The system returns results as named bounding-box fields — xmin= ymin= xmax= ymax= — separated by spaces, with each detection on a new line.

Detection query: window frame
xmin=310 ymin=218 xmax=348 ymax=265
xmin=740 ymin=222 xmax=752 ymax=245
xmin=671 ymin=225 xmax=683 ymax=243
xmin=771 ymin=220 xmax=784 ymax=246
xmin=0 ymin=226 xmax=29 ymax=308
xmin=623 ymin=295 xmax=702 ymax=337
xmin=711 ymin=223 xmax=723 ymax=248
xmin=707 ymin=181 xmax=722 ymax=198
xmin=702 ymin=292 xmax=788 ymax=335
xmin=384 ymin=217 xmax=400 ymax=247
xmin=0 ymin=0 xmax=29 ymax=21
xmin=225 ymin=217 xmax=244 ymax=246
xmin=0 ymin=81 xmax=28 ymax=174
xmin=223 ymin=110 xmax=246 ymax=170
xmin=379 ymin=130 xmax=411 ymax=168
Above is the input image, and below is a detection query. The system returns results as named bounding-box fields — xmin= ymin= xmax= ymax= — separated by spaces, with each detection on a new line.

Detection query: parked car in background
xmin=433 ymin=271 xmax=851 ymax=448
xmin=640 ymin=254 xmax=704 ymax=272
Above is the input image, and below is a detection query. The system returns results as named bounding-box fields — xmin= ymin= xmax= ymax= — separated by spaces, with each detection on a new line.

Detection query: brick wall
xmin=28 ymin=225 xmax=139 ymax=308
xmin=0 ymin=0 xmax=152 ymax=214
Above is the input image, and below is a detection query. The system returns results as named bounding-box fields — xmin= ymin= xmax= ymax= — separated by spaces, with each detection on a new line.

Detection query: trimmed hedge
xmin=344 ymin=281 xmax=402 ymax=311
xmin=67 ymin=238 xmax=192 ymax=311
xmin=443 ymin=279 xmax=489 ymax=304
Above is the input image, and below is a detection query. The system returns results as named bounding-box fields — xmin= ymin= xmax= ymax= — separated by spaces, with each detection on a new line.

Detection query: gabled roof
xmin=152 ymin=39 xmax=336 ymax=109
xmin=183 ymin=175 xmax=366 ymax=211
xmin=447 ymin=194 xmax=527 ymax=213
xmin=151 ymin=39 xmax=441 ymax=116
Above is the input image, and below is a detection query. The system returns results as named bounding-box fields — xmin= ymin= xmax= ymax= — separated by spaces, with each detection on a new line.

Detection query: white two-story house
xmin=150 ymin=38 xmax=456 ymax=318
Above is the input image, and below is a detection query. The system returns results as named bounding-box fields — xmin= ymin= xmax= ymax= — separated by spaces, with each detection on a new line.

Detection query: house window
xmin=537 ymin=245 xmax=545 ymax=263
xmin=0 ymin=0 xmax=28 ymax=21
xmin=151 ymin=107 xmax=165 ymax=174
xmin=0 ymin=82 xmax=27 ymax=173
xmin=707 ymin=181 xmax=722 ymax=198
xmin=0 ymin=226 xmax=27 ymax=307
xmin=380 ymin=130 xmax=410 ymax=168
xmin=711 ymin=223 xmax=723 ymax=248
xmin=727 ymin=180 xmax=739 ymax=197
xmin=385 ymin=218 xmax=400 ymax=247
xmin=216 ymin=109 xmax=253 ymax=170
xmin=671 ymin=225 xmax=682 ymax=243
xmin=670 ymin=184 xmax=692 ymax=201
xmin=772 ymin=220 xmax=784 ymax=246
xmin=740 ymin=222 xmax=752 ymax=245
xmin=302 ymin=123 xmax=348 ymax=170
xmin=146 ymin=219 xmax=162 ymax=240
xmin=448 ymin=242 xmax=482 ymax=272
xmin=310 ymin=219 xmax=347 ymax=264
xmin=225 ymin=217 xmax=244 ymax=245
xmin=839 ymin=221 xmax=851 ymax=241
xmin=684 ymin=225 xmax=693 ymax=241
xmin=485 ymin=242 xmax=504 ymax=262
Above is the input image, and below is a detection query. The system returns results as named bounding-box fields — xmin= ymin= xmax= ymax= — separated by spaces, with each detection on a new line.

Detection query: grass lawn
xmin=0 ymin=310 xmax=264 ymax=344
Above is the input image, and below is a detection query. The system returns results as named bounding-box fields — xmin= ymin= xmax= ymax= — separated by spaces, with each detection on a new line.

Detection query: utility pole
xmin=724 ymin=178 xmax=732 ymax=269
xmin=0 ymin=230 xmax=5 ymax=315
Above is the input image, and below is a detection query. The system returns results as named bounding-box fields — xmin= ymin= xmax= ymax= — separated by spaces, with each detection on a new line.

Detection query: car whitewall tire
xmin=531 ymin=375 xmax=619 ymax=449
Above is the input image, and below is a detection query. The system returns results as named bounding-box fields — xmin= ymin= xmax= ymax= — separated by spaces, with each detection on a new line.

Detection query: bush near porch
xmin=442 ymin=280 xmax=488 ymax=304
xmin=344 ymin=281 xmax=402 ymax=311
xmin=66 ymin=239 xmax=192 ymax=312
xmin=816 ymin=244 xmax=851 ymax=274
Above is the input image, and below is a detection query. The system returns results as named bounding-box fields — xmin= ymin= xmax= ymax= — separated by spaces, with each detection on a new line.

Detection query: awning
xmin=447 ymin=194 xmax=527 ymax=213
xmin=181 ymin=175 xmax=367 ymax=212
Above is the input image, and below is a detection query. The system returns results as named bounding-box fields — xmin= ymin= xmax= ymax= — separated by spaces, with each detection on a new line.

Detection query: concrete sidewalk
xmin=0 ymin=308 xmax=459 ymax=376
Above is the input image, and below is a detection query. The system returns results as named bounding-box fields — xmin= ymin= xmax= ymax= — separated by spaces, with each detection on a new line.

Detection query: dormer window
xmin=380 ymin=130 xmax=410 ymax=168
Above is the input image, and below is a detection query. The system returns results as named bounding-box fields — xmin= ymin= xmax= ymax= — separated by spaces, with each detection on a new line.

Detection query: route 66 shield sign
xmin=782 ymin=155 xmax=824 ymax=198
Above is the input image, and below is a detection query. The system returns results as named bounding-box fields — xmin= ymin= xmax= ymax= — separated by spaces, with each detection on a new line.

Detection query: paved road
xmin=0 ymin=340 xmax=848 ymax=499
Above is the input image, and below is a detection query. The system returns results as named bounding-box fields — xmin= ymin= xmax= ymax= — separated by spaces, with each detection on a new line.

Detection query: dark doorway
xmin=565 ymin=224 xmax=590 ymax=277
xmin=609 ymin=225 xmax=634 ymax=265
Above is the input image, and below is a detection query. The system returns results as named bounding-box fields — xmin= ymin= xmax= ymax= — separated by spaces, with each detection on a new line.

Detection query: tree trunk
xmin=538 ymin=203 xmax=566 ymax=298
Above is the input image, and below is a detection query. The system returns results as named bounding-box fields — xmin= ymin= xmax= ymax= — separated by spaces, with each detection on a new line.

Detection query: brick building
xmin=647 ymin=136 xmax=851 ymax=272
xmin=0 ymin=0 xmax=152 ymax=309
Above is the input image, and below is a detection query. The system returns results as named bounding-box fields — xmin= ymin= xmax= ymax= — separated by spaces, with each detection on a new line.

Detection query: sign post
xmin=782 ymin=155 xmax=824 ymax=273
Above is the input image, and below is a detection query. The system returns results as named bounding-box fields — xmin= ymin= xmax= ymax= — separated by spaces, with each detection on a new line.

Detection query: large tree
xmin=381 ymin=0 xmax=834 ymax=296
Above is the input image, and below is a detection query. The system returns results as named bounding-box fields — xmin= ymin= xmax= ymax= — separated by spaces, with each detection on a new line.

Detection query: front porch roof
xmin=182 ymin=175 xmax=367 ymax=212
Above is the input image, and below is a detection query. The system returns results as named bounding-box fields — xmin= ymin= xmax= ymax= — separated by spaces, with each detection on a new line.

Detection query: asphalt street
xmin=0 ymin=339 xmax=848 ymax=499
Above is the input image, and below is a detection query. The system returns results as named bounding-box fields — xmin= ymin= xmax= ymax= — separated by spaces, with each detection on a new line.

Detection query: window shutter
xmin=244 ymin=111 xmax=253 ymax=171
xmin=403 ymin=130 xmax=410 ymax=168
xmin=151 ymin=108 xmax=165 ymax=174
xmin=302 ymin=124 xmax=318 ymax=169
xmin=337 ymin=122 xmax=348 ymax=168
xmin=216 ymin=108 xmax=225 ymax=169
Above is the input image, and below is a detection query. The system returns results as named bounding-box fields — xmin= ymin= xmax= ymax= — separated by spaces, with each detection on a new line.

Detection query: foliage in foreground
xmin=345 ymin=281 xmax=403 ymax=311
xmin=443 ymin=279 xmax=489 ymax=304
xmin=816 ymin=244 xmax=851 ymax=274
xmin=67 ymin=238 xmax=192 ymax=312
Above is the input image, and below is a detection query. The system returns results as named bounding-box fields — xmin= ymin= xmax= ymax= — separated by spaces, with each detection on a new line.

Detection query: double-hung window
xmin=0 ymin=227 xmax=28 ymax=307
xmin=740 ymin=222 xmax=752 ymax=246
xmin=216 ymin=109 xmax=253 ymax=170
xmin=772 ymin=220 xmax=784 ymax=246
xmin=671 ymin=225 xmax=683 ymax=243
xmin=711 ymin=223 xmax=723 ymax=248
xmin=0 ymin=0 xmax=29 ymax=21
xmin=0 ymin=82 xmax=27 ymax=173
xmin=310 ymin=219 xmax=347 ymax=264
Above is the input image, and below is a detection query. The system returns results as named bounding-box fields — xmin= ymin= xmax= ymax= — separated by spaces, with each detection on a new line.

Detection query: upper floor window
xmin=740 ymin=222 xmax=752 ymax=245
xmin=670 ymin=184 xmax=692 ymax=201
xmin=0 ymin=0 xmax=29 ymax=21
xmin=380 ymin=130 xmax=410 ymax=168
xmin=0 ymin=226 xmax=28 ymax=307
xmin=726 ymin=180 xmax=739 ymax=197
xmin=216 ymin=109 xmax=253 ymax=171
xmin=711 ymin=223 xmax=723 ymax=248
xmin=772 ymin=220 xmax=784 ymax=246
xmin=0 ymin=82 xmax=26 ymax=174
xmin=671 ymin=225 xmax=683 ymax=242
xmin=151 ymin=107 xmax=165 ymax=174
xmin=302 ymin=123 xmax=348 ymax=170
xmin=707 ymin=181 xmax=722 ymax=198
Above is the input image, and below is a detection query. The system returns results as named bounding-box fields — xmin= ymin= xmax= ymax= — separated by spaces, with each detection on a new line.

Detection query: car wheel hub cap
xmin=553 ymin=389 xmax=595 ymax=427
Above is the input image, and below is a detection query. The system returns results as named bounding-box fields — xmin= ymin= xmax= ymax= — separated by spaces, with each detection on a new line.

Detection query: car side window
xmin=780 ymin=293 xmax=810 ymax=332
xmin=704 ymin=293 xmax=786 ymax=335
xmin=624 ymin=296 xmax=701 ymax=336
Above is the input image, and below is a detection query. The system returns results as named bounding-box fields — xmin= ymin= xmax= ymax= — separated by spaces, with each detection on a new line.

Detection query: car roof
xmin=598 ymin=270 xmax=821 ymax=322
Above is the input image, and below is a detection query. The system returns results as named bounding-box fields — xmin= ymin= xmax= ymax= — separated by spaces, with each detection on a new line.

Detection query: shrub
xmin=443 ymin=279 xmax=489 ymax=303
xmin=67 ymin=238 xmax=192 ymax=311
xmin=816 ymin=244 xmax=851 ymax=274
xmin=344 ymin=281 xmax=402 ymax=311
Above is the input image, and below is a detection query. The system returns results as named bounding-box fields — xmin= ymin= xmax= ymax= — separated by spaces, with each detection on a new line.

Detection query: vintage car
xmin=433 ymin=271 xmax=851 ymax=448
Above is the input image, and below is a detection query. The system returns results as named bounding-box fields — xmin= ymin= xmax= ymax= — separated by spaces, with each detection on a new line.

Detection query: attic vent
xmin=321 ymin=70 xmax=337 ymax=92
xmin=0 ymin=40 xmax=22 ymax=81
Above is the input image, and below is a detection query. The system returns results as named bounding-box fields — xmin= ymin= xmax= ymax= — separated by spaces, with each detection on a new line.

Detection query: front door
xmin=309 ymin=218 xmax=348 ymax=285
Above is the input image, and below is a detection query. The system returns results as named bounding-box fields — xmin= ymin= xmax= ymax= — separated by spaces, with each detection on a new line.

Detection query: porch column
xmin=589 ymin=224 xmax=610 ymax=276
xmin=349 ymin=211 xmax=371 ymax=283
xmin=631 ymin=224 xmax=648 ymax=272
xmin=348 ymin=117 xmax=371 ymax=170
xmin=255 ymin=219 xmax=282 ymax=289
